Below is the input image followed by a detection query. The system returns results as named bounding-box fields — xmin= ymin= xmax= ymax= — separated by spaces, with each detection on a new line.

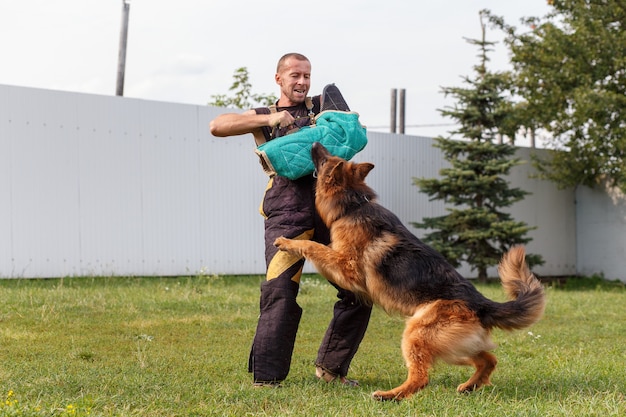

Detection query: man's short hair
xmin=276 ymin=53 xmax=310 ymax=73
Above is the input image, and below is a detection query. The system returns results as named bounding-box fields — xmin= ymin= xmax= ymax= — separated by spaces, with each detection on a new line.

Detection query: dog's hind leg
xmin=372 ymin=300 xmax=497 ymax=401
xmin=372 ymin=311 xmax=434 ymax=401
xmin=456 ymin=351 xmax=497 ymax=393
xmin=434 ymin=309 xmax=498 ymax=393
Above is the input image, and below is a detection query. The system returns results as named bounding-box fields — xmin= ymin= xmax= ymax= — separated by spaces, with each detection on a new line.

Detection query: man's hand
xmin=269 ymin=110 xmax=295 ymax=129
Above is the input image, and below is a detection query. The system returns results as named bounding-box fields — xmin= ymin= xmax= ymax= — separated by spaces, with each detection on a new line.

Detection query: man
xmin=209 ymin=53 xmax=371 ymax=387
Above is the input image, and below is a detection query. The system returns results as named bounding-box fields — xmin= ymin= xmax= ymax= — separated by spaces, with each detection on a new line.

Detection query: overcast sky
xmin=0 ymin=0 xmax=551 ymax=143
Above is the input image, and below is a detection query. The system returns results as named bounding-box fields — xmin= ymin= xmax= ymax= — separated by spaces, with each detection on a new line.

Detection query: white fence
xmin=1 ymin=84 xmax=624 ymax=281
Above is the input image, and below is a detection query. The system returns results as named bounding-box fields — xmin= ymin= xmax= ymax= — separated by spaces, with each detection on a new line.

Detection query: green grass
xmin=1 ymin=274 xmax=625 ymax=416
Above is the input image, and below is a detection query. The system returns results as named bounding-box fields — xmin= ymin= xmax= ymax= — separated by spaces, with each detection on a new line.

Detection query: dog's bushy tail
xmin=484 ymin=246 xmax=546 ymax=331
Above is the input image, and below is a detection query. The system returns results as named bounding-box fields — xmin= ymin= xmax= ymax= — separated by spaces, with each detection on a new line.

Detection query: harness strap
xmin=269 ymin=97 xmax=314 ymax=139
xmin=268 ymin=97 xmax=314 ymax=114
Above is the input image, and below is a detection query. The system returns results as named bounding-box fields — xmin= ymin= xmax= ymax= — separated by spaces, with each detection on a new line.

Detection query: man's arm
xmin=210 ymin=109 xmax=267 ymax=138
xmin=209 ymin=109 xmax=295 ymax=138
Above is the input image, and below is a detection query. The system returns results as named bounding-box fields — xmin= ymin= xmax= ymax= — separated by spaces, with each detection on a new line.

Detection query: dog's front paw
xmin=274 ymin=236 xmax=293 ymax=251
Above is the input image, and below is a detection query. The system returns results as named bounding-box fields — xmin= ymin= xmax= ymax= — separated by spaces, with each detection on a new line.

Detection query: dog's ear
xmin=355 ymin=162 xmax=374 ymax=181
xmin=327 ymin=161 xmax=346 ymax=185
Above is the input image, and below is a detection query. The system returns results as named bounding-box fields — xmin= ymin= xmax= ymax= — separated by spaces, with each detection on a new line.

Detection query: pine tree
xmin=412 ymin=13 xmax=543 ymax=281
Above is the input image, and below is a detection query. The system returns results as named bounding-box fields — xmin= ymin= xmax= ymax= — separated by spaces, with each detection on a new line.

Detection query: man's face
xmin=275 ymin=57 xmax=311 ymax=106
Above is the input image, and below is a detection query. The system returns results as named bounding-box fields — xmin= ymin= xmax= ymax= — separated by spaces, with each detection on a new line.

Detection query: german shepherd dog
xmin=274 ymin=142 xmax=546 ymax=401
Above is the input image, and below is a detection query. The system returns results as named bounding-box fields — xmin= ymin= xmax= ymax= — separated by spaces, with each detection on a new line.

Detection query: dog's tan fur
xmin=275 ymin=143 xmax=546 ymax=400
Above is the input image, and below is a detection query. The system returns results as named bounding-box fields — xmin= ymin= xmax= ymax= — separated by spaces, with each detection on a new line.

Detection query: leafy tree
xmin=208 ymin=67 xmax=277 ymax=109
xmin=485 ymin=1 xmax=626 ymax=191
xmin=412 ymin=13 xmax=543 ymax=281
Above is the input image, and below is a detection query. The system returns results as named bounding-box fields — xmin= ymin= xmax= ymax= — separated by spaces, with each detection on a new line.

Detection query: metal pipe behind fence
xmin=399 ymin=88 xmax=405 ymax=134
xmin=390 ymin=88 xmax=397 ymax=133
xmin=116 ymin=0 xmax=131 ymax=96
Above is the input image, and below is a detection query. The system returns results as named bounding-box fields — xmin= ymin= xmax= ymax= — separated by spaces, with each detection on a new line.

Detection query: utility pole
xmin=116 ymin=0 xmax=131 ymax=96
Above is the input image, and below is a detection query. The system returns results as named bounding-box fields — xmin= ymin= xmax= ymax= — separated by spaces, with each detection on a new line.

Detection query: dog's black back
xmin=349 ymin=199 xmax=499 ymax=319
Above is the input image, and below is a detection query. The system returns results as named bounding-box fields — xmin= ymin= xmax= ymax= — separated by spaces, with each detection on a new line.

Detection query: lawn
xmin=1 ymin=274 xmax=625 ymax=416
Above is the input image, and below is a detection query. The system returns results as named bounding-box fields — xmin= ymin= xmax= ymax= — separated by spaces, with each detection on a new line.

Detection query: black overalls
xmin=248 ymin=97 xmax=372 ymax=383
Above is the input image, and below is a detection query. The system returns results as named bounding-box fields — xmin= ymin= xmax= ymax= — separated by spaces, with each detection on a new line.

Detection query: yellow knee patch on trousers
xmin=267 ymin=229 xmax=314 ymax=283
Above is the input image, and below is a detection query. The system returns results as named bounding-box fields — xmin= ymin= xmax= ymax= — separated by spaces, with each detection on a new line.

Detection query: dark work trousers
xmin=248 ymin=174 xmax=372 ymax=382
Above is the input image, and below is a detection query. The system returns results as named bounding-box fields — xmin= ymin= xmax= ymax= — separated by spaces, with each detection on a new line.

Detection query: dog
xmin=274 ymin=142 xmax=546 ymax=401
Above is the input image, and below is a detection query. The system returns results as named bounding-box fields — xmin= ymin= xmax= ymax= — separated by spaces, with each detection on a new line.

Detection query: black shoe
xmin=320 ymin=84 xmax=350 ymax=112
xmin=252 ymin=380 xmax=282 ymax=388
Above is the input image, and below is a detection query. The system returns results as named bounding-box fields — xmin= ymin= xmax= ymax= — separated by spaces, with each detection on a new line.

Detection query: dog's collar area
xmin=350 ymin=193 xmax=370 ymax=208
xmin=341 ymin=193 xmax=372 ymax=219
